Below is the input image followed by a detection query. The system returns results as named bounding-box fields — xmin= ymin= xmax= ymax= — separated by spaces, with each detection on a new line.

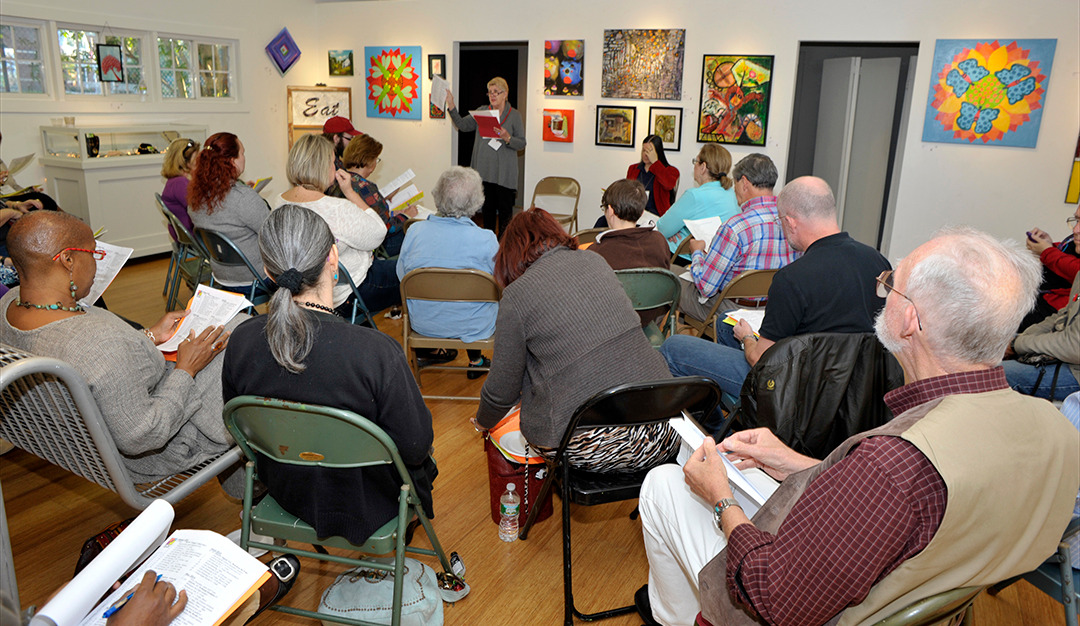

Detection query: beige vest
xmin=698 ymin=388 xmax=1079 ymax=625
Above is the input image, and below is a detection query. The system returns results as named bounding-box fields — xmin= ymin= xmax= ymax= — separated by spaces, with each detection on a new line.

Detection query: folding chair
xmin=614 ymin=268 xmax=681 ymax=348
xmin=0 ymin=344 xmax=242 ymax=510
xmin=223 ymin=396 xmax=454 ymax=626
xmin=989 ymin=515 xmax=1080 ymax=626
xmin=399 ymin=268 xmax=501 ymax=401
xmin=872 ymin=586 xmax=984 ymax=626
xmin=531 ymin=176 xmax=581 ymax=233
xmin=670 ymin=235 xmax=693 ymax=266
xmin=682 ymin=268 xmax=777 ymax=340
xmin=337 ymin=264 xmax=378 ymax=328
xmin=154 ymin=193 xmax=211 ymax=311
xmin=193 ymin=227 xmax=272 ymax=314
xmin=572 ymin=227 xmax=607 ymax=246
xmin=518 ymin=376 xmax=721 ymax=626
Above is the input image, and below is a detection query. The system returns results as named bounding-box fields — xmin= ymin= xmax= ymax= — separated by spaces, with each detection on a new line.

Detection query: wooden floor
xmin=2 ymin=255 xmax=1063 ymax=625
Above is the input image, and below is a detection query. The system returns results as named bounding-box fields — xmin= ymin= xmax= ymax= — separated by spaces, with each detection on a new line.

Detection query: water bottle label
xmin=500 ymin=503 xmax=519 ymax=516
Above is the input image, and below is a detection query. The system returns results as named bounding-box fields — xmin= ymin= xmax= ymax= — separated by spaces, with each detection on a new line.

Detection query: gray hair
xmin=432 ymin=166 xmax=485 ymax=218
xmin=906 ymin=225 xmax=1041 ymax=367
xmin=777 ymin=176 xmax=837 ymax=222
xmin=258 ymin=205 xmax=335 ymax=373
xmin=731 ymin=153 xmax=778 ymax=190
xmin=286 ymin=134 xmax=334 ymax=191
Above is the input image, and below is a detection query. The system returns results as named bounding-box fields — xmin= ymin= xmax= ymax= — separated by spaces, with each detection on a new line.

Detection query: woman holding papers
xmin=627 ymin=135 xmax=680 ymax=218
xmin=0 ymin=211 xmax=236 ymax=484
xmin=446 ymin=77 xmax=526 ymax=237
xmin=223 ymin=205 xmax=436 ymax=545
xmin=655 ymin=144 xmax=740 ymax=253
xmin=273 ymin=134 xmax=401 ymax=316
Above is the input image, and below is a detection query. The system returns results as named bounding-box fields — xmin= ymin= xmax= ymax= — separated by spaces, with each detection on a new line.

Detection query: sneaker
xmin=467 ymin=356 xmax=491 ymax=380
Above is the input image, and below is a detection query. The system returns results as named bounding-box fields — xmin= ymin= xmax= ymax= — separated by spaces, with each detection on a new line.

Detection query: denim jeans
xmin=661 ymin=335 xmax=751 ymax=434
xmin=357 ymin=258 xmax=402 ymax=313
xmin=1001 ymin=359 xmax=1079 ymax=400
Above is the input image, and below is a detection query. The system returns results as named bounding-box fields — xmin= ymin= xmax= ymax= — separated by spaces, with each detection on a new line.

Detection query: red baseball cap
xmin=323 ymin=116 xmax=362 ymax=137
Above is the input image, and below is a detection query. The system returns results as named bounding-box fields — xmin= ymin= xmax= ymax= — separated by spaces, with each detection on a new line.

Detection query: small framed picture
xmin=649 ymin=106 xmax=683 ymax=151
xmin=328 ymin=50 xmax=353 ymax=76
xmin=96 ymin=44 xmax=124 ymax=82
xmin=596 ymin=105 xmax=636 ymax=148
xmin=429 ymin=54 xmax=446 ymax=79
xmin=266 ymin=28 xmax=301 ymax=75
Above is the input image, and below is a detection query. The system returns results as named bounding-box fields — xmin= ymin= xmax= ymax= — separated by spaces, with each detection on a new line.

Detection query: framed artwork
xmin=96 ymin=44 xmax=123 ymax=82
xmin=266 ymin=28 xmax=301 ymax=75
xmin=286 ymin=85 xmax=352 ymax=147
xmin=328 ymin=50 xmax=353 ymax=76
xmin=543 ymin=109 xmax=575 ymax=142
xmin=544 ymin=39 xmax=584 ymax=96
xmin=922 ymin=39 xmax=1057 ymax=148
xmin=596 ymin=106 xmax=636 ymax=147
xmin=1067 ymin=133 xmax=1080 ymax=204
xmin=601 ymin=29 xmax=684 ymax=100
xmin=430 ymin=101 xmax=446 ymax=119
xmin=365 ymin=46 xmax=422 ymax=120
xmin=649 ymin=106 xmax=682 ymax=151
xmin=697 ymin=55 xmax=774 ymax=146
xmin=429 ymin=54 xmax=445 ymax=79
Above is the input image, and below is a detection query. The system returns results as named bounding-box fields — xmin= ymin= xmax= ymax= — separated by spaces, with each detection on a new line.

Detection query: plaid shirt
xmin=335 ymin=171 xmax=408 ymax=236
xmin=725 ymin=368 xmax=1009 ymax=624
xmin=689 ymin=196 xmax=798 ymax=299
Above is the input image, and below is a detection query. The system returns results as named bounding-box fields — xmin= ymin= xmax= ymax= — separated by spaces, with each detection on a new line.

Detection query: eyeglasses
xmin=1068 ymin=216 xmax=1079 ymax=227
xmin=691 ymin=158 xmax=702 ymax=165
xmin=875 ymin=270 xmax=922 ymax=331
xmin=487 ymin=90 xmax=505 ymax=97
xmin=52 ymin=247 xmax=106 ymax=261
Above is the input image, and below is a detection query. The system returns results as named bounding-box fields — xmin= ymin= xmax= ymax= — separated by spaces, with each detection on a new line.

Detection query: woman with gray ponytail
xmin=221 ymin=205 xmax=437 ymax=544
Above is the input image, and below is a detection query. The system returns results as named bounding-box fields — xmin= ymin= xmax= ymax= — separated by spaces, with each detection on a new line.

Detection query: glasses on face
xmin=691 ymin=158 xmax=702 ymax=166
xmin=487 ymin=90 xmax=505 ymax=97
xmin=52 ymin=247 xmax=106 ymax=261
xmin=875 ymin=270 xmax=923 ymax=331
xmin=1067 ymin=216 xmax=1079 ymax=227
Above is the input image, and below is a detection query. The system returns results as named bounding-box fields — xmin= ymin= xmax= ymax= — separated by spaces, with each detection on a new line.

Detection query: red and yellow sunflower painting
xmin=365 ymin=47 xmax=422 ymax=120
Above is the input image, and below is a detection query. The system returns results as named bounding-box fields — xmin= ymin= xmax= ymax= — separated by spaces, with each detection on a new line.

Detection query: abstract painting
xmin=266 ymin=28 xmax=301 ymax=75
xmin=543 ymin=109 xmax=575 ymax=142
xmin=649 ymin=106 xmax=682 ymax=151
xmin=922 ymin=39 xmax=1057 ymax=148
xmin=596 ymin=106 xmax=636 ymax=147
xmin=365 ymin=46 xmax=422 ymax=120
xmin=545 ymin=40 xmax=584 ymax=96
xmin=601 ymin=29 xmax=684 ymax=100
xmin=328 ymin=50 xmax=353 ymax=76
xmin=697 ymin=55 xmax=773 ymax=146
xmin=96 ymin=44 xmax=123 ymax=82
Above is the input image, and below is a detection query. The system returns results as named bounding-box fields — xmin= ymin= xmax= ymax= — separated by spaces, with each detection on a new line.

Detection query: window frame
xmin=157 ymin=32 xmax=237 ymax=102
xmin=0 ymin=16 xmax=51 ymax=98
xmin=55 ymin=22 xmax=148 ymax=99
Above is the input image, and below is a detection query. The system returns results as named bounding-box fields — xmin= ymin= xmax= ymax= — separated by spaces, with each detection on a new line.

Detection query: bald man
xmin=637 ymin=226 xmax=1079 ymax=626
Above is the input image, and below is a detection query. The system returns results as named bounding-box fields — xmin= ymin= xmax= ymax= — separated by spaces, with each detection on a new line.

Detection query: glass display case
xmin=40 ymin=124 xmax=207 ymax=161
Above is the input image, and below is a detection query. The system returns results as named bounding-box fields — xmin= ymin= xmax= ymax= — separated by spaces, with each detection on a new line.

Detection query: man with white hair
xmin=637 ymin=226 xmax=1080 ymax=626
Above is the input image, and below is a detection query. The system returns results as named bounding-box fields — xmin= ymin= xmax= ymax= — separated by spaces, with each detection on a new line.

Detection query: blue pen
xmin=102 ymin=574 xmax=162 ymax=618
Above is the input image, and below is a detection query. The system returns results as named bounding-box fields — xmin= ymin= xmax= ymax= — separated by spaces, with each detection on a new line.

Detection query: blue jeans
xmin=661 ymin=335 xmax=751 ymax=434
xmin=357 ymin=258 xmax=402 ymax=313
xmin=1001 ymin=360 xmax=1079 ymax=400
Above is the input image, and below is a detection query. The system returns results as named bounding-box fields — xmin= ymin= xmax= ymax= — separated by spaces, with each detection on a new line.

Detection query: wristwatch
xmin=713 ymin=498 xmax=741 ymax=528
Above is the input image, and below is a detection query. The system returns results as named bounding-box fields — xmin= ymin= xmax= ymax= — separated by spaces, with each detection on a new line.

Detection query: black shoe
xmin=467 ymin=356 xmax=491 ymax=380
xmin=245 ymin=554 xmax=300 ymax=623
xmin=635 ymin=584 xmax=661 ymax=626
xmin=415 ymin=348 xmax=458 ymax=367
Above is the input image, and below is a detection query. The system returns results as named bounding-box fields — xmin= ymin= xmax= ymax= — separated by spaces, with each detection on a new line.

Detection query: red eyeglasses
xmin=52 ymin=247 xmax=107 ymax=261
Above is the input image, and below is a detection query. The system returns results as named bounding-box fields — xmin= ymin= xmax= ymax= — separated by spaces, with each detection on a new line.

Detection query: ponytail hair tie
xmin=276 ymin=268 xmax=304 ymax=294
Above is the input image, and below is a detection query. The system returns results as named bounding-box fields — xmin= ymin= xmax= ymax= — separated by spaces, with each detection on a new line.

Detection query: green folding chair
xmin=872 ymin=586 xmax=984 ymax=626
xmin=615 ymin=268 xmax=681 ymax=348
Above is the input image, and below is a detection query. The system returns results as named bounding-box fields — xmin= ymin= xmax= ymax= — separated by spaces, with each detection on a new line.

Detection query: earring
xmin=333 ymin=272 xmax=339 ymax=281
xmin=69 ymin=278 xmax=77 ymax=300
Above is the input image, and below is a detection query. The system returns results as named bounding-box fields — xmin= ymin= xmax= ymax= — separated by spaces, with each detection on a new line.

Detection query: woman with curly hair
xmin=187 ymin=132 xmax=269 ymax=294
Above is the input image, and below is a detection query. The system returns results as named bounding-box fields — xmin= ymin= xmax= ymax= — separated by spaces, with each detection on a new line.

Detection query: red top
xmin=1040 ymin=241 xmax=1080 ymax=311
xmin=627 ymin=161 xmax=679 ymax=216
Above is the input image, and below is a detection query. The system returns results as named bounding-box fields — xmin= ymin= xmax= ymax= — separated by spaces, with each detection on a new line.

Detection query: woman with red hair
xmin=474 ymin=208 xmax=677 ymax=472
xmin=188 ymin=132 xmax=269 ymax=295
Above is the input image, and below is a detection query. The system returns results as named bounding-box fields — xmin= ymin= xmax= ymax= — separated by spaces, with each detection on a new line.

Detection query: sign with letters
xmin=286 ymin=86 xmax=353 ymax=148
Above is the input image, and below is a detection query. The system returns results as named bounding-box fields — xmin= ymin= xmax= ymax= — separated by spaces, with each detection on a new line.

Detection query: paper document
xmin=637 ymin=210 xmax=660 ymax=228
xmin=7 ymin=153 xmax=35 ymax=176
xmin=383 ymin=169 xmax=416 ymax=197
xmin=388 ymin=184 xmax=424 ymax=211
xmin=251 ymin=177 xmax=272 ymax=193
xmin=78 ymin=240 xmax=133 ymax=308
xmin=157 ymin=285 xmax=252 ymax=352
xmin=683 ymin=216 xmax=724 ymax=244
xmin=723 ymin=308 xmax=767 ymax=335
xmin=411 ymin=205 xmax=435 ymax=219
xmin=470 ymin=109 xmax=503 ymax=138
xmin=430 ymin=75 xmax=450 ymax=112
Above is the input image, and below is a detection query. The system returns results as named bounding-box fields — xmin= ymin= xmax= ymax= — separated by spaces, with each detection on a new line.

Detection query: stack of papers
xmin=78 ymin=240 xmax=133 ymax=308
xmin=683 ymin=216 xmax=724 ymax=245
xmin=157 ymin=285 xmax=252 ymax=352
xmin=723 ymin=308 xmax=767 ymax=336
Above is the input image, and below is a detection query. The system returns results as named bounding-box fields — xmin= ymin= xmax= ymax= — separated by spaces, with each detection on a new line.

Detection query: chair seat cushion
xmin=251 ymin=494 xmax=404 ymax=554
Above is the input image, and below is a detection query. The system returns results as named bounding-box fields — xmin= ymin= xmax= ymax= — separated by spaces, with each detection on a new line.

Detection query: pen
xmin=102 ymin=574 xmax=162 ymax=618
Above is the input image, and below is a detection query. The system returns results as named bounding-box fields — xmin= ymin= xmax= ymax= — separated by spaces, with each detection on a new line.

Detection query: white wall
xmin=3 ymin=0 xmax=1078 ymax=259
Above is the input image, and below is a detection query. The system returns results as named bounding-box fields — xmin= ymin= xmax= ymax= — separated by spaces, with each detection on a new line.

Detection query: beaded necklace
xmin=15 ymin=298 xmax=84 ymax=313
xmin=298 ymin=301 xmax=339 ymax=316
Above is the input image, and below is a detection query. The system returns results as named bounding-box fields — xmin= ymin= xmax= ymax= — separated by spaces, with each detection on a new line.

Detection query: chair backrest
xmin=154 ymin=193 xmax=206 ymax=256
xmin=872 ymin=586 xmax=983 ymax=626
xmin=193 ymin=227 xmax=272 ymax=293
xmin=670 ymin=236 xmax=694 ymax=265
xmin=399 ymin=267 xmax=502 ymax=305
xmin=615 ymin=268 xmax=681 ymax=311
xmin=714 ymin=268 xmax=777 ymax=303
xmin=530 ymin=176 xmax=581 ymax=229
xmin=573 ymin=227 xmax=607 ymax=245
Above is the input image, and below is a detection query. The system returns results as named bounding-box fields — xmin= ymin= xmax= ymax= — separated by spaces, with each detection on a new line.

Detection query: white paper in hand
xmin=78 ymin=240 xmax=133 ymax=308
xmin=157 ymin=285 xmax=251 ymax=352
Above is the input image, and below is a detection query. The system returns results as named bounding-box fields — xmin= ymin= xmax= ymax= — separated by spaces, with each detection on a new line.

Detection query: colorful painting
xmin=601 ymin=29 xmax=684 ymax=100
xmin=697 ymin=55 xmax=773 ymax=146
xmin=543 ymin=109 xmax=575 ymax=142
xmin=96 ymin=44 xmax=123 ymax=82
xmin=649 ymin=106 xmax=682 ymax=151
xmin=922 ymin=39 xmax=1057 ymax=148
xmin=429 ymin=54 xmax=446 ymax=79
xmin=430 ymin=101 xmax=446 ymax=119
xmin=364 ymin=46 xmax=422 ymax=120
xmin=545 ymin=40 xmax=584 ymax=96
xmin=1067 ymin=133 xmax=1080 ymax=204
xmin=596 ymin=106 xmax=636 ymax=147
xmin=328 ymin=50 xmax=353 ymax=76
xmin=266 ymin=28 xmax=301 ymax=75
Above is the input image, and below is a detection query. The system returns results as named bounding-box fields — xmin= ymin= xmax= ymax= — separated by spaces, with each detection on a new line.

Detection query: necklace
xmin=298 ymin=301 xmax=339 ymax=316
xmin=15 ymin=298 xmax=84 ymax=313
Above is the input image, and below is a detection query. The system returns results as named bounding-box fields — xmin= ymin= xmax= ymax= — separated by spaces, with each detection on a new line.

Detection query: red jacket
xmin=627 ymin=161 xmax=680 ymax=216
xmin=1040 ymin=241 xmax=1080 ymax=311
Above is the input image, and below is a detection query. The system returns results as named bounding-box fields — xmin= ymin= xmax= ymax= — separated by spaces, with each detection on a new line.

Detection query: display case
xmin=40 ymin=124 xmax=209 ymax=258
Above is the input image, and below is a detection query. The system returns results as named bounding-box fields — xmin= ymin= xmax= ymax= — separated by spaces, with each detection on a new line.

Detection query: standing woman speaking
xmin=446 ymin=77 xmax=526 ymax=237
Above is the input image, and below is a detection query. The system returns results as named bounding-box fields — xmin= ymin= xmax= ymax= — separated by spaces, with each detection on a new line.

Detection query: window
xmin=159 ymin=36 xmax=234 ymax=99
xmin=57 ymin=28 xmax=145 ymax=96
xmin=158 ymin=36 xmax=192 ymax=98
xmin=197 ymin=42 xmax=231 ymax=98
xmin=0 ymin=21 xmax=47 ymax=94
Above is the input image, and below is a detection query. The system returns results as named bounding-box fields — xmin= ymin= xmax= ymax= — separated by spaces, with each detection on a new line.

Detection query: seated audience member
xmin=0 ymin=199 xmax=43 ymax=259
xmin=322 ymin=115 xmax=363 ymax=171
xmin=637 ymin=226 xmax=1080 ymax=626
xmin=2 ymin=570 xmax=186 ymax=626
xmin=328 ymin=134 xmax=417 ymax=258
xmin=159 ymin=138 xmax=200 ymax=241
xmin=272 ymin=134 xmax=395 ymax=317
xmin=1062 ymin=391 xmax=1080 ymax=569
xmin=628 ymin=135 xmax=680 ymax=218
xmin=1019 ymin=206 xmax=1080 ymax=330
xmin=0 ymin=130 xmax=59 ymax=214
xmin=662 ymin=176 xmax=890 ymax=398
xmin=655 ymin=144 xmax=740 ymax=254
xmin=474 ymin=208 xmax=677 ymax=472
xmin=1002 ymin=272 xmax=1079 ymax=400
xmin=396 ymin=166 xmax=498 ymax=377
xmin=680 ymin=153 xmax=798 ymax=322
xmin=187 ymin=132 xmax=270 ymax=297
xmin=222 ymin=205 xmax=435 ymax=545
xmin=0 ymin=211 xmax=234 ymax=484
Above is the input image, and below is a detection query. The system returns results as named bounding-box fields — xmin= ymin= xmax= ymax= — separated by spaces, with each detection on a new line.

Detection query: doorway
xmin=786 ymin=42 xmax=919 ymax=255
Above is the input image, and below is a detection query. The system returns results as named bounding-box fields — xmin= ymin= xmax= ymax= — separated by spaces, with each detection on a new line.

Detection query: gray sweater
xmin=0 ymin=288 xmax=234 ymax=481
xmin=476 ymin=247 xmax=671 ymax=447
xmin=449 ymin=105 xmax=526 ymax=190
xmin=190 ymin=181 xmax=270 ymax=286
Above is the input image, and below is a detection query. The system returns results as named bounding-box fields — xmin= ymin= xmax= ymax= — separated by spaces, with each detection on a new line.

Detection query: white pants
xmin=639 ymin=462 xmax=728 ymax=626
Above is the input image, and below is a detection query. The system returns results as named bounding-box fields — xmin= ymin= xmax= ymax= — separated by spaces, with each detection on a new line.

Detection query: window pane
xmin=161 ymin=69 xmax=175 ymax=97
xmin=177 ymin=71 xmax=192 ymax=98
xmin=198 ymin=70 xmax=213 ymax=97
xmin=80 ymin=64 xmax=101 ymax=94
xmin=198 ymin=43 xmax=213 ymax=71
xmin=122 ymin=37 xmax=140 ymax=65
xmin=214 ymin=44 xmax=229 ymax=70
xmin=19 ymin=62 xmax=44 ymax=93
xmin=158 ymin=38 xmax=172 ymax=68
xmin=0 ymin=63 xmax=10 ymax=92
xmin=15 ymin=26 xmax=40 ymax=60
xmin=174 ymin=41 xmax=189 ymax=69
xmin=214 ymin=73 xmax=230 ymax=97
xmin=62 ymin=64 xmax=79 ymax=92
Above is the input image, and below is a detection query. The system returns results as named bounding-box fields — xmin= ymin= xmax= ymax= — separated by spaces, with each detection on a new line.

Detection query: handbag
xmin=318 ymin=557 xmax=443 ymax=626
xmin=484 ymin=408 xmax=553 ymax=525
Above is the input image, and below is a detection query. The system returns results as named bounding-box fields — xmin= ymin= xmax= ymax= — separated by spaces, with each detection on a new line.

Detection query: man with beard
xmin=321 ymin=116 xmax=362 ymax=171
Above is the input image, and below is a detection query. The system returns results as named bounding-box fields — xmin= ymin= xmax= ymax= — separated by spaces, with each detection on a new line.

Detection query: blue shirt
xmin=396 ymin=216 xmax=499 ymax=343
xmin=655 ymin=180 xmax=740 ymax=253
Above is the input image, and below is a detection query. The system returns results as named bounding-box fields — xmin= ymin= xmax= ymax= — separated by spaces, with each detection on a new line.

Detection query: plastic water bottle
xmin=499 ymin=483 xmax=521 ymax=542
